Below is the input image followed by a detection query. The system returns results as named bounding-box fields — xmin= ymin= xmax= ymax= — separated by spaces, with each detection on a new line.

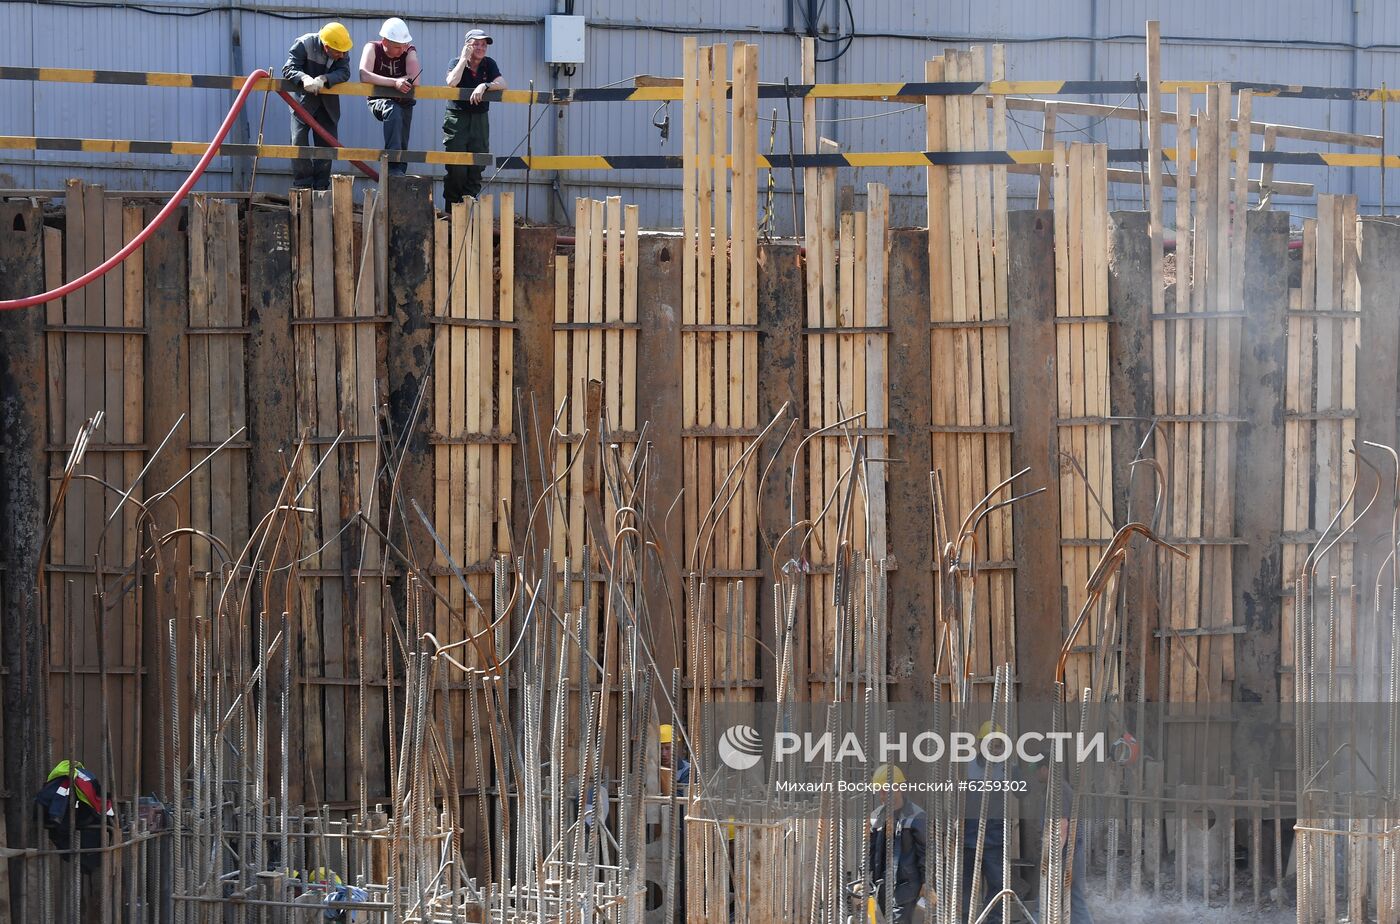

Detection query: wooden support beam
xmin=385 ymin=175 xmax=438 ymax=565
xmin=755 ymin=241 xmax=804 ymax=704
xmin=886 ymin=228 xmax=935 ymax=700
xmin=1107 ymin=210 xmax=1160 ymax=702
xmin=634 ymin=232 xmax=684 ymax=704
xmin=1007 ymin=209 xmax=1061 ymax=702
xmin=510 ymin=227 xmax=560 ymax=559
xmin=1000 ymin=95 xmax=1385 ymax=148
xmin=247 ymin=206 xmax=295 ymax=526
xmin=0 ymin=202 xmax=48 ymax=920
xmin=1234 ymin=209 xmax=1290 ymax=706
xmin=1355 ymin=217 xmax=1400 ymax=538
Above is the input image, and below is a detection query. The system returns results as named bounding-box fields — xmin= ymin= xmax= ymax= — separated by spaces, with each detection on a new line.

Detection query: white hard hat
xmin=380 ymin=17 xmax=412 ymax=43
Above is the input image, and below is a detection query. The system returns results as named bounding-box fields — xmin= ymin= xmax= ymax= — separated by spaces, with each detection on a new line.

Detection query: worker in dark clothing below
xmin=1035 ymin=760 xmax=1095 ymax=924
xmin=360 ymin=17 xmax=421 ymax=175
xmin=443 ymin=28 xmax=506 ymax=204
xmin=964 ymin=722 xmax=1010 ymax=924
xmin=283 ymin=23 xmax=353 ymax=191
xmin=866 ymin=763 xmax=928 ymax=923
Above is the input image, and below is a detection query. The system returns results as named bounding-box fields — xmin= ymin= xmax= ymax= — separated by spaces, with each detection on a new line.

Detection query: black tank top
xmin=370 ymin=41 xmax=414 ymax=79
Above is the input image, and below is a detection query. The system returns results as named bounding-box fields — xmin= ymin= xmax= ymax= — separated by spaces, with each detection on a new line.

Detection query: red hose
xmin=0 ymin=68 xmax=272 ymax=311
xmin=276 ymin=90 xmax=379 ymax=182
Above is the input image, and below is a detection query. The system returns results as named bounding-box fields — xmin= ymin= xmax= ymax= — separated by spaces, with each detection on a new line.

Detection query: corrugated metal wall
xmin=4 ymin=0 xmax=1400 ymax=228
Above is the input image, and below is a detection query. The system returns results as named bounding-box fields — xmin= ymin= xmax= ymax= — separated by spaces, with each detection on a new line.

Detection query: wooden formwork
xmin=801 ymin=178 xmax=890 ymax=699
xmin=1281 ymin=194 xmax=1360 ymax=705
xmin=1152 ymin=84 xmax=1251 ymax=715
xmin=287 ymin=177 xmax=389 ymax=810
xmin=549 ymin=193 xmax=639 ymax=805
xmin=428 ymin=191 xmax=516 ymax=868
xmin=681 ymin=37 xmax=764 ymax=924
xmin=681 ymin=38 xmax=761 ymax=715
xmin=1051 ymin=143 xmax=1115 ymax=699
xmin=42 ymin=181 xmax=145 ymax=795
xmin=925 ymin=47 xmax=1015 ymax=700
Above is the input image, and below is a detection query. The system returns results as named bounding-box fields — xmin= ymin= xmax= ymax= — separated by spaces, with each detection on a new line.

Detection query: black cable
xmin=814 ymin=0 xmax=856 ymax=63
xmin=783 ymin=77 xmax=800 ymax=238
xmin=31 ymin=1 xmax=1400 ymax=53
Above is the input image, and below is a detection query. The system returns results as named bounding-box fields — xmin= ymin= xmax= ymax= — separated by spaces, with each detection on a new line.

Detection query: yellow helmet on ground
xmin=659 ymin=724 xmax=673 ymax=745
xmin=319 ymin=22 xmax=353 ymax=53
xmin=871 ymin=763 xmax=906 ymax=787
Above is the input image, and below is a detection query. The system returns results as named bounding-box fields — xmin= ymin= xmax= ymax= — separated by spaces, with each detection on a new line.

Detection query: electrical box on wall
xmin=545 ymin=15 xmax=586 ymax=65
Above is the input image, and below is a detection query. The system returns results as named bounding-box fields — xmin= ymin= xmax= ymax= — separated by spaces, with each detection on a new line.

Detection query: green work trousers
xmin=443 ymin=109 xmax=489 ymax=204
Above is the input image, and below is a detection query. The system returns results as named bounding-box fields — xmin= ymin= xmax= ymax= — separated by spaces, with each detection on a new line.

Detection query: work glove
xmin=301 ymin=75 xmax=325 ymax=94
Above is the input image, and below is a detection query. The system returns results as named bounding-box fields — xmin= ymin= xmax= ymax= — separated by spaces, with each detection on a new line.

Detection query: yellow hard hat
xmin=319 ymin=22 xmax=353 ymax=53
xmin=977 ymin=721 xmax=1004 ymax=740
xmin=289 ymin=866 xmax=342 ymax=886
xmin=659 ymin=724 xmax=673 ymax=745
xmin=871 ymin=763 xmax=906 ymax=787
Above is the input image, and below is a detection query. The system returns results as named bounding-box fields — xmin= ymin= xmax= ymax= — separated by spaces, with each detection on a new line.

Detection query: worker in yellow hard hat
xmin=658 ymin=722 xmax=691 ymax=920
xmin=866 ymin=764 xmax=927 ymax=922
xmin=658 ymin=723 xmax=690 ymax=796
xmin=283 ymin=22 xmax=353 ymax=191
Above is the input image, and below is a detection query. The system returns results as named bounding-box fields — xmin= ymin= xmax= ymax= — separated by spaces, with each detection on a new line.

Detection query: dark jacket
xmin=869 ymin=798 xmax=928 ymax=907
xmin=964 ymin=756 xmax=1007 ymax=847
xmin=283 ymin=33 xmax=351 ymax=122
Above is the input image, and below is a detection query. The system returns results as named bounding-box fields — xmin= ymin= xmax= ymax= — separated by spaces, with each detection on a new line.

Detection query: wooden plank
xmin=1146 ymin=21 xmax=1165 ymax=318
xmin=634 ymin=232 xmax=685 ymax=692
xmin=684 ymin=39 xmax=700 ymax=582
xmin=325 ymin=184 xmax=354 ymax=801
xmin=384 ymin=175 xmax=438 ymax=565
xmin=886 ymin=226 xmax=935 ymax=700
xmin=570 ymin=204 xmax=588 ymax=561
xmin=0 ymin=203 xmax=52 ymax=906
xmin=293 ymin=190 xmax=326 ymax=802
xmin=353 ymin=187 xmax=380 ymax=806
xmin=1355 ymin=216 xmax=1400 ymax=551
xmin=1037 ymin=103 xmax=1058 ymax=210
xmin=1008 ymin=209 xmax=1061 ymax=701
xmin=1234 ymin=209 xmax=1290 ymax=706
xmin=478 ymin=195 xmax=495 ymax=574
xmin=498 ymin=193 xmax=516 ymax=554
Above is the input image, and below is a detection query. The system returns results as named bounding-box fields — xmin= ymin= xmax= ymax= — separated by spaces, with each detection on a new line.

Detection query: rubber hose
xmin=276 ymin=90 xmax=379 ymax=181
xmin=0 ymin=68 xmax=271 ymax=311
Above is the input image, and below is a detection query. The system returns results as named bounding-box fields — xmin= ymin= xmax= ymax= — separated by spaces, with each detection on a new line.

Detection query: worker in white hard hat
xmin=360 ymin=18 xmax=421 ymax=175
xmin=283 ymin=23 xmax=354 ymax=190
xmin=866 ymin=764 xmax=929 ymax=923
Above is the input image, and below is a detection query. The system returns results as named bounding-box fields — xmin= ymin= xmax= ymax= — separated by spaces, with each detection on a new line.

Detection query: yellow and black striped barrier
xmin=2 ymin=135 xmax=1396 ymax=170
xmin=6 ymin=65 xmax=1400 ymax=104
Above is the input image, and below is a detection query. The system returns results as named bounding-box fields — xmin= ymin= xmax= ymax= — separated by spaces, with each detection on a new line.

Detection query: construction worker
xmin=866 ymin=763 xmax=928 ymax=923
xmin=284 ymin=22 xmax=353 ymax=191
xmin=360 ymin=17 xmax=421 ymax=175
xmin=658 ymin=723 xmax=691 ymax=921
xmin=442 ymin=28 xmax=506 ymax=205
xmin=1034 ymin=759 xmax=1095 ymax=924
xmin=33 ymin=760 xmax=116 ymax=871
xmin=963 ymin=721 xmax=1009 ymax=924
xmin=659 ymin=723 xmax=691 ymax=796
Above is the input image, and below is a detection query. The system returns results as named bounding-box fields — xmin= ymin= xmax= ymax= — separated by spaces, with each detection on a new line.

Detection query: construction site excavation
xmin=5 ymin=7 xmax=1400 ymax=923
